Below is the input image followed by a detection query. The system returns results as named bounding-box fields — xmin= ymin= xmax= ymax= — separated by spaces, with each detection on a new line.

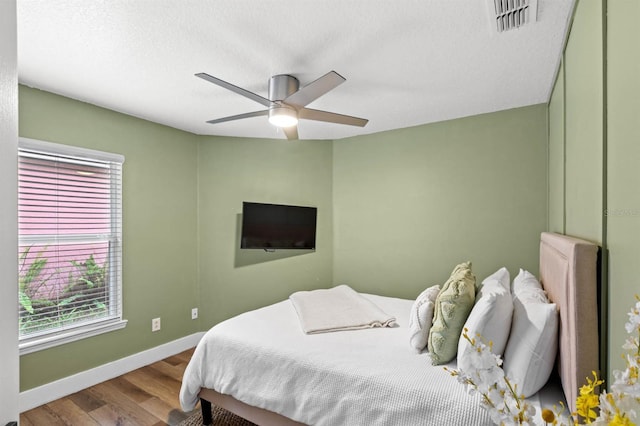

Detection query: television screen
xmin=241 ymin=202 xmax=317 ymax=250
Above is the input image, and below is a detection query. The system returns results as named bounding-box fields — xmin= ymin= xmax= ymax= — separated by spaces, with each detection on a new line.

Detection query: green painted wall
xmin=548 ymin=61 xmax=565 ymax=234
xmin=547 ymin=0 xmax=607 ymax=378
xmin=333 ymin=105 xmax=548 ymax=299
xmin=18 ymin=86 xmax=200 ymax=390
xmin=606 ymin=0 xmax=640 ymax=377
xmin=562 ymin=0 xmax=604 ymax=244
xmin=196 ymin=137 xmax=334 ymax=327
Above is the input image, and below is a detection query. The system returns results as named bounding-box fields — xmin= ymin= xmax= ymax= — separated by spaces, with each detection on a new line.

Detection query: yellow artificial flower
xmin=575 ymin=372 xmax=604 ymax=423
xmin=575 ymin=394 xmax=599 ymax=423
xmin=610 ymin=413 xmax=636 ymax=426
xmin=541 ymin=408 xmax=556 ymax=425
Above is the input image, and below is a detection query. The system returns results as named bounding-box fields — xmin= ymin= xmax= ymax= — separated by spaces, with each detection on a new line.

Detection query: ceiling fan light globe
xmin=269 ymin=115 xmax=298 ymax=128
xmin=268 ymin=106 xmax=298 ymax=128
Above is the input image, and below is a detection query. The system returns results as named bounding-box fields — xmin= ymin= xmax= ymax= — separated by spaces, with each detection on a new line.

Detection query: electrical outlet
xmin=191 ymin=308 xmax=198 ymax=320
xmin=152 ymin=317 xmax=161 ymax=332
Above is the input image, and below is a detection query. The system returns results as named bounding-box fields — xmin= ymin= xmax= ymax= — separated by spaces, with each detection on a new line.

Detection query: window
xmin=18 ymin=138 xmax=126 ymax=354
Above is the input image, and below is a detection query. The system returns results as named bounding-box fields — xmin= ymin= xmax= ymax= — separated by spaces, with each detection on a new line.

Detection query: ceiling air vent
xmin=490 ymin=0 xmax=538 ymax=32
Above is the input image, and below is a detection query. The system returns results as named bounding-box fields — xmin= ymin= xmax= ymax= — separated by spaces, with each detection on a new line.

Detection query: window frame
xmin=18 ymin=138 xmax=127 ymax=355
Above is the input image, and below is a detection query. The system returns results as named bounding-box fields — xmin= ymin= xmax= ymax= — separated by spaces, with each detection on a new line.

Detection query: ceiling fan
xmin=195 ymin=71 xmax=368 ymax=140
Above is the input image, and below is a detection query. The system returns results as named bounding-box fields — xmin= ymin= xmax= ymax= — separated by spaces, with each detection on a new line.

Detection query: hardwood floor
xmin=20 ymin=348 xmax=199 ymax=426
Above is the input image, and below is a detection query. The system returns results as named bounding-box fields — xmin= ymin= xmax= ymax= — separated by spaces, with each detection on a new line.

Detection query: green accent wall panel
xmin=196 ymin=136 xmax=334 ymax=327
xmin=18 ymin=86 xmax=200 ymax=390
xmin=548 ymin=61 xmax=565 ymax=234
xmin=547 ymin=0 xmax=640 ymax=382
xmin=562 ymin=0 xmax=604 ymax=243
xmin=606 ymin=0 xmax=640 ymax=376
xmin=333 ymin=105 xmax=548 ymax=299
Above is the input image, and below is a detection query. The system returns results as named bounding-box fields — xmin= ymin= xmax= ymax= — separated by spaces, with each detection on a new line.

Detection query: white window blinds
xmin=18 ymin=138 xmax=126 ymax=353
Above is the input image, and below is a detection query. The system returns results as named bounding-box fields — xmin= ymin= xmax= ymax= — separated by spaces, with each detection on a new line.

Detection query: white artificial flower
xmin=595 ymin=390 xmax=616 ymax=422
xmin=622 ymin=335 xmax=639 ymax=351
xmin=612 ymin=393 xmax=640 ymax=420
xmin=612 ymin=354 xmax=640 ymax=397
xmin=488 ymin=407 xmax=505 ymax=425
xmin=625 ymin=301 xmax=640 ymax=334
xmin=522 ymin=402 xmax=536 ymax=419
xmin=469 ymin=343 xmax=503 ymax=370
xmin=487 ymin=387 xmax=505 ymax=409
xmin=476 ymin=368 xmax=505 ymax=392
xmin=554 ymin=412 xmax=573 ymax=425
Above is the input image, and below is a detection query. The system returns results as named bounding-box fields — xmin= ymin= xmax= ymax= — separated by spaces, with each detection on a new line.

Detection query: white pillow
xmin=503 ymin=270 xmax=558 ymax=398
xmin=483 ymin=266 xmax=511 ymax=291
xmin=457 ymin=267 xmax=513 ymax=372
xmin=512 ymin=268 xmax=548 ymax=303
xmin=408 ymin=285 xmax=440 ymax=352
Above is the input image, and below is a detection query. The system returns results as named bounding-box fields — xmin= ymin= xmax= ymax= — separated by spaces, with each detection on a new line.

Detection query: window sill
xmin=19 ymin=319 xmax=128 ymax=355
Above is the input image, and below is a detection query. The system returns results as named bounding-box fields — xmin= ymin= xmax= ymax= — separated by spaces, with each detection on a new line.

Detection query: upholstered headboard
xmin=539 ymin=232 xmax=599 ymax=413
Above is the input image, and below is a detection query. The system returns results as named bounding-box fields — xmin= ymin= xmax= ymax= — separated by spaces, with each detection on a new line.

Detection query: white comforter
xmin=180 ymin=294 xmax=493 ymax=426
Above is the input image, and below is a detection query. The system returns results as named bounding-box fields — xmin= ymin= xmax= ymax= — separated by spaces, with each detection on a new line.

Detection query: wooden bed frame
xmin=196 ymin=232 xmax=599 ymax=425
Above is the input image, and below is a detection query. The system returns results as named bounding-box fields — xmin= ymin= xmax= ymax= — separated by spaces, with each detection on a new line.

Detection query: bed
xmin=180 ymin=232 xmax=599 ymax=425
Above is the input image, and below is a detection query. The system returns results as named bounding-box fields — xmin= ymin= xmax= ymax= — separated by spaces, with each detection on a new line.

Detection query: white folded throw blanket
xmin=289 ymin=284 xmax=397 ymax=334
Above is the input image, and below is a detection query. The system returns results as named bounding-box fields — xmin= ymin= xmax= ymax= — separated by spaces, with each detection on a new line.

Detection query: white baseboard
xmin=19 ymin=332 xmax=205 ymax=412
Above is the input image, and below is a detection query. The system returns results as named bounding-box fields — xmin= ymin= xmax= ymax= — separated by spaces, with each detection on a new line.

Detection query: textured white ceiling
xmin=17 ymin=0 xmax=575 ymax=140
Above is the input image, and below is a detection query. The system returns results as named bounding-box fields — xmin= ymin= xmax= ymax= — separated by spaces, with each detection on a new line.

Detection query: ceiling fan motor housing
xmin=268 ymin=75 xmax=300 ymax=127
xmin=269 ymin=74 xmax=299 ymax=102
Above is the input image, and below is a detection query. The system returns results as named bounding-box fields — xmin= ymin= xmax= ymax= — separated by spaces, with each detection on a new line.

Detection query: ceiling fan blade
xmin=206 ymin=110 xmax=269 ymax=125
xmin=299 ymin=108 xmax=368 ymax=127
xmin=196 ymin=73 xmax=272 ymax=107
xmin=284 ymin=71 xmax=345 ymax=108
xmin=283 ymin=126 xmax=299 ymax=140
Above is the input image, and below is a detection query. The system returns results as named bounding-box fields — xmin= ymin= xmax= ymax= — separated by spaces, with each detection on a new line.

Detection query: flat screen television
xmin=241 ymin=202 xmax=317 ymax=250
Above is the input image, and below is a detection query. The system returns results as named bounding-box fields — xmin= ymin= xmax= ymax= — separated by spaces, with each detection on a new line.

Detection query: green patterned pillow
xmin=428 ymin=261 xmax=476 ymax=365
